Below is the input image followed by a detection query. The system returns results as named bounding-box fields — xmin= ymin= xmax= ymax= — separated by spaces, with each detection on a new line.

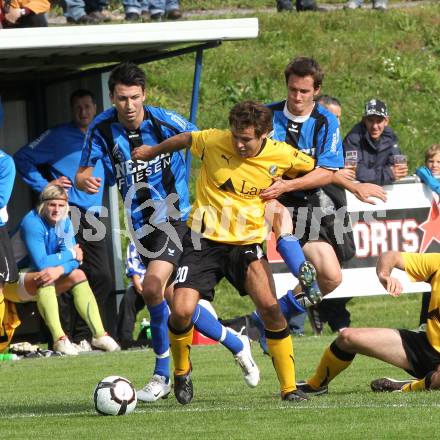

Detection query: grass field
xmin=1 ymin=294 xmax=438 ymax=439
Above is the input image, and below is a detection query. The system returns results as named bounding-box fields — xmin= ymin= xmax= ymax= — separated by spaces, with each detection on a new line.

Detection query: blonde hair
xmin=425 ymin=144 xmax=440 ymax=164
xmin=37 ymin=184 xmax=69 ymax=219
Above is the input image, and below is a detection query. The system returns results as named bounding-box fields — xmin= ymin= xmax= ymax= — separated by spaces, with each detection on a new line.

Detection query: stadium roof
xmin=0 ymin=18 xmax=259 ymax=84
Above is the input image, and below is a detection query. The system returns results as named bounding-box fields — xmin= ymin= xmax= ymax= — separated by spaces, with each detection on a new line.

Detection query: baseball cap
xmin=364 ymin=99 xmax=388 ymax=118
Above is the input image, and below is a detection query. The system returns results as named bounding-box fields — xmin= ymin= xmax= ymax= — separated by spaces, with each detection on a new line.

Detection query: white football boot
xmin=137 ymin=375 xmax=171 ymax=402
xmin=91 ymin=333 xmax=121 ymax=352
xmin=53 ymin=336 xmax=79 ymax=356
xmin=234 ymin=334 xmax=260 ymax=387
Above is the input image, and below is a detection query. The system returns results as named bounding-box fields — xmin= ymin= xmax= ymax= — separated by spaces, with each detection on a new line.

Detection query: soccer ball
xmin=93 ymin=376 xmax=137 ymax=416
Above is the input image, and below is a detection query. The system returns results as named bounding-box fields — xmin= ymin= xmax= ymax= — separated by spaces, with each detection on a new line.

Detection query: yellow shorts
xmin=3 ymin=271 xmax=35 ymax=303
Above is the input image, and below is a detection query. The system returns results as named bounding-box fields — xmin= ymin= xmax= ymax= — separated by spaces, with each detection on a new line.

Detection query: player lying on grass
xmin=11 ymin=184 xmax=119 ymax=355
xmin=297 ymin=251 xmax=440 ymax=395
xmin=132 ymin=100 xmax=334 ymax=403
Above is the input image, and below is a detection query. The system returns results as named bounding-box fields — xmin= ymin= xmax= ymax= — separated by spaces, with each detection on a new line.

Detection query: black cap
xmin=364 ymin=99 xmax=388 ymax=118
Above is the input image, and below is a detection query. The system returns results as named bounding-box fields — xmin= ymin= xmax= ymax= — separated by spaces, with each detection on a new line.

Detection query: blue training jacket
xmin=80 ymin=105 xmax=197 ymax=233
xmin=416 ymin=166 xmax=440 ymax=194
xmin=0 ymin=149 xmax=16 ymax=227
xmin=16 ymin=209 xmax=79 ymax=274
xmin=14 ymin=122 xmax=112 ymax=213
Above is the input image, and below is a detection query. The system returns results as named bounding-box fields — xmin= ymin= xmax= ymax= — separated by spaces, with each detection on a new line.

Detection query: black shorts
xmin=134 ymin=221 xmax=188 ymax=268
xmin=174 ymin=231 xmax=267 ymax=301
xmin=399 ymin=329 xmax=440 ymax=378
xmin=279 ymin=184 xmax=356 ymax=263
xmin=0 ymin=225 xmax=18 ymax=284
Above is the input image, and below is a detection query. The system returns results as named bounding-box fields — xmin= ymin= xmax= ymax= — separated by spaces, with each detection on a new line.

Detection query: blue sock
xmin=251 ymin=291 xmax=305 ymax=354
xmin=193 ymin=304 xmax=243 ymax=355
xmin=148 ymin=300 xmax=170 ymax=380
xmin=280 ymin=290 xmax=306 ymax=318
xmin=276 ymin=234 xmax=305 ymax=278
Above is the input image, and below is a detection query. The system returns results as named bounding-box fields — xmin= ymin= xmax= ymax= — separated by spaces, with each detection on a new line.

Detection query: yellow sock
xmin=36 ymin=285 xmax=64 ymax=341
xmin=0 ymin=290 xmax=5 ymax=334
xmin=401 ymin=372 xmax=434 ymax=392
xmin=308 ymin=342 xmax=355 ymax=389
xmin=401 ymin=380 xmax=425 ymax=392
xmin=71 ymin=281 xmax=105 ymax=337
xmin=169 ymin=325 xmax=193 ymax=376
xmin=266 ymin=327 xmax=296 ymax=395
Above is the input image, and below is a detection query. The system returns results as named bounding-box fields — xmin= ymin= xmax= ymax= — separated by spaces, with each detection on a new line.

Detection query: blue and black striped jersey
xmin=80 ymin=105 xmax=197 ymax=234
xmin=268 ymin=100 xmax=343 ymax=169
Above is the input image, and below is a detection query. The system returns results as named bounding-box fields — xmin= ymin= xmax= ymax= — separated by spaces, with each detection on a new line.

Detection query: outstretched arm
xmin=333 ymin=171 xmax=387 ymax=204
xmin=260 ymin=167 xmax=333 ymax=201
xmin=376 ymin=251 xmax=405 ymax=297
xmin=131 ymin=132 xmax=193 ymax=162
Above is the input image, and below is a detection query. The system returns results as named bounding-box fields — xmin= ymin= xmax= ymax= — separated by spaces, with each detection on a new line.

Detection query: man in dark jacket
xmin=344 ymin=99 xmax=407 ymax=185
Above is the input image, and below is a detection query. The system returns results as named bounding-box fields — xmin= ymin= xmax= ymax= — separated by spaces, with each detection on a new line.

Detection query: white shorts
xmin=3 ymin=271 xmax=35 ymax=303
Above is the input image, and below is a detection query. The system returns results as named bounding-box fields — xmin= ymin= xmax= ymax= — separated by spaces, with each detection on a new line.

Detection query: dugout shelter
xmin=0 ymin=18 xmax=259 ymax=339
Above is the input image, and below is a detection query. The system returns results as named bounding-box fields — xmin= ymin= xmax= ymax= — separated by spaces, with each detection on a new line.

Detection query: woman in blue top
xmin=16 ymin=184 xmax=119 ymax=355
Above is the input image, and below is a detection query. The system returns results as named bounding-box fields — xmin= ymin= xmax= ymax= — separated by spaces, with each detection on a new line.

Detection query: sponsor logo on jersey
xmin=268 ymin=165 xmax=278 ymax=176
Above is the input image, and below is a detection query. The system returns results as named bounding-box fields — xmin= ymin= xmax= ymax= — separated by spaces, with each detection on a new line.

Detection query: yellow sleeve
xmin=190 ymin=129 xmax=216 ymax=160
xmin=402 ymin=253 xmax=440 ymax=283
xmin=282 ymin=144 xmax=315 ymax=178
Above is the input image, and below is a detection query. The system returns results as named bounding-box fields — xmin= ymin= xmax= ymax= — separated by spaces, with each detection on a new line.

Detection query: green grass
xmin=0 ymin=295 xmax=436 ymax=440
xmin=144 ymin=4 xmax=440 ymax=173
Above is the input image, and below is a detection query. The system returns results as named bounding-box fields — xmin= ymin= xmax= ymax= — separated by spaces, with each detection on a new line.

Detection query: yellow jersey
xmin=402 ymin=252 xmax=440 ymax=353
xmin=188 ymin=129 xmax=315 ymax=245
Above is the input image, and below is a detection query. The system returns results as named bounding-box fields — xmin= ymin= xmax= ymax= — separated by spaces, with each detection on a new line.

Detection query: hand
xmin=260 ymin=177 xmax=290 ymax=201
xmin=131 ymin=145 xmax=155 ymax=161
xmin=50 ymin=176 xmax=72 ymax=189
xmin=5 ymin=8 xmax=21 ymax=24
xmin=82 ymin=176 xmax=102 ymax=194
xmin=378 ymin=274 xmax=403 ymax=297
xmin=74 ymin=244 xmax=83 ymax=264
xmin=391 ymin=164 xmax=408 ymax=180
xmin=34 ymin=267 xmax=64 ymax=287
xmin=133 ymin=277 xmax=143 ymax=295
xmin=353 ymin=183 xmax=387 ymax=204
xmin=338 ymin=168 xmax=356 ymax=181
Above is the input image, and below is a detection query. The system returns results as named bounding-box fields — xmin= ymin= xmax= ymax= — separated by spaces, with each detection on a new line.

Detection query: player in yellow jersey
xmin=132 ymin=101 xmax=336 ymax=403
xmin=296 ymin=251 xmax=440 ymax=395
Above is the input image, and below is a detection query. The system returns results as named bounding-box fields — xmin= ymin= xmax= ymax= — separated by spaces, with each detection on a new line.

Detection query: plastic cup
xmin=392 ymin=154 xmax=407 ymax=165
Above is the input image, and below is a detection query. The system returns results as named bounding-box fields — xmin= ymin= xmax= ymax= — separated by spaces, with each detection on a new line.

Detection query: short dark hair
xmin=317 ymin=95 xmax=341 ymax=108
xmin=70 ymin=89 xmax=95 ymax=107
xmin=228 ymin=101 xmax=273 ymax=138
xmin=108 ymin=62 xmax=146 ymax=94
xmin=284 ymin=56 xmax=324 ymax=89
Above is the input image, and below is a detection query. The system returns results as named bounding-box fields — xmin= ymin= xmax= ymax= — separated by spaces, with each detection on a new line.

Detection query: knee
xmin=429 ymin=368 xmax=440 ymax=390
xmin=68 ymin=269 xmax=87 ymax=284
xmin=319 ymin=271 xmax=342 ymax=295
xmin=142 ymin=276 xmax=163 ymax=303
xmin=335 ymin=327 xmax=357 ymax=350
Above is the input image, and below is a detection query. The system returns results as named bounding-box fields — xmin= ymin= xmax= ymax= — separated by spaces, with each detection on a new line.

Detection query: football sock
xmin=193 ymin=303 xmax=243 ymax=355
xmin=251 ymin=292 xmax=305 ymax=354
xmin=308 ymin=341 xmax=355 ymax=389
xmin=36 ymin=285 xmax=64 ymax=341
xmin=266 ymin=326 xmax=296 ymax=395
xmin=148 ymin=300 xmax=171 ymax=379
xmin=401 ymin=371 xmax=434 ymax=392
xmin=169 ymin=322 xmax=193 ymax=376
xmin=71 ymin=281 xmax=105 ymax=337
xmin=276 ymin=234 xmax=305 ymax=278
xmin=0 ymin=291 xmax=4 ymax=333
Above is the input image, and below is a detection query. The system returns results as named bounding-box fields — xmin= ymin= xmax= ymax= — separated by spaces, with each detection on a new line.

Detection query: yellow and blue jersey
xmin=188 ymin=129 xmax=315 ymax=245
